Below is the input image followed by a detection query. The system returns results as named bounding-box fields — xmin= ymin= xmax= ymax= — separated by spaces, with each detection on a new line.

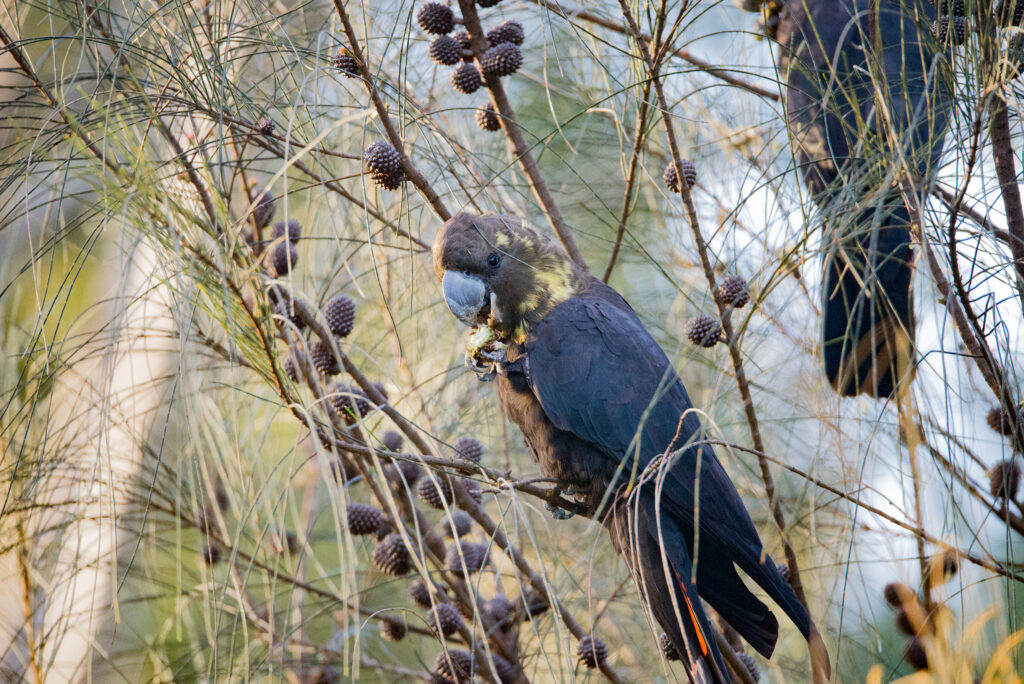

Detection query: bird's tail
xmin=822 ymin=205 xmax=915 ymax=398
xmin=734 ymin=549 xmax=832 ymax=683
xmin=605 ymin=495 xmax=730 ymax=684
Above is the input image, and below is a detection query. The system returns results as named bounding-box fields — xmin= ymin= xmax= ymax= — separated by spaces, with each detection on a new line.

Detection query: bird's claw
xmin=478 ymin=347 xmax=507 ymax=363
xmin=545 ymin=484 xmax=577 ymax=519
xmin=546 ymin=502 xmax=575 ymax=520
xmin=465 ymin=353 xmax=497 ymax=382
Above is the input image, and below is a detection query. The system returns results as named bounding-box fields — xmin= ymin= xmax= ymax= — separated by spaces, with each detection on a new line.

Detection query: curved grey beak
xmin=442 ymin=270 xmax=486 ymax=326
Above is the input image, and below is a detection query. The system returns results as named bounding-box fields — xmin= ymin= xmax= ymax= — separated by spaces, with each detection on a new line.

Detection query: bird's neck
xmin=505 ymin=260 xmax=587 ymax=343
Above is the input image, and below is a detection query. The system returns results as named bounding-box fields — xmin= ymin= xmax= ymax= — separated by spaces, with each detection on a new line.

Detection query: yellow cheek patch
xmin=494 ymin=233 xmax=510 ymax=248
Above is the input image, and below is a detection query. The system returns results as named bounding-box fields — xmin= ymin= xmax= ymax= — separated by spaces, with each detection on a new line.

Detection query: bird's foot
xmin=546 ymin=485 xmax=577 ymax=519
xmin=465 ymin=353 xmax=498 ymax=382
xmin=465 ymin=326 xmax=507 ymax=382
xmin=478 ymin=346 xmax=507 ymax=363
xmin=546 ymin=502 xmax=575 ymax=520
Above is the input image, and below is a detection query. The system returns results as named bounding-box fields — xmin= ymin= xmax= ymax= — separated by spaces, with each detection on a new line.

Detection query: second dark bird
xmin=775 ymin=0 xmax=950 ymax=397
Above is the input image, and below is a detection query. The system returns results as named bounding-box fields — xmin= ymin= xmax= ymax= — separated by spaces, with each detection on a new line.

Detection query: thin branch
xmin=715 ymin=631 xmax=757 ymax=684
xmin=531 ymin=0 xmax=781 ymax=101
xmin=919 ymin=239 xmax=1000 ymax=390
xmin=456 ymin=0 xmax=587 ymax=268
xmin=702 ymin=441 xmax=1024 ymax=585
xmin=332 ymin=0 xmax=452 ymax=221
xmin=933 ymin=185 xmax=1017 ymax=248
xmin=910 ymin=167 xmax=1024 ymax=455
xmin=0 ymin=24 xmax=127 ymax=180
xmin=987 ymin=95 xmax=1024 ymax=313
xmin=603 ymin=79 xmax=652 ymax=282
xmin=15 ymin=522 xmax=41 ymax=684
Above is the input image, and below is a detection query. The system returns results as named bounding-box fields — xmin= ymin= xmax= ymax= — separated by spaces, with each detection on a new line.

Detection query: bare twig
xmin=933 ymin=185 xmax=1016 ymax=248
xmin=915 ymin=187 xmax=1023 ymax=454
xmin=0 ymin=24 xmax=127 ymax=180
xmin=603 ymin=79 xmax=652 ymax=282
xmin=15 ymin=522 xmax=42 ymax=684
xmin=531 ymin=0 xmax=780 ymax=101
xmin=332 ymin=0 xmax=453 ymax=221
xmin=456 ymin=0 xmax=587 ymax=268
xmin=715 ymin=631 xmax=757 ymax=684
xmin=988 ymin=96 xmax=1024 ymax=312
xmin=701 ymin=441 xmax=1024 ymax=584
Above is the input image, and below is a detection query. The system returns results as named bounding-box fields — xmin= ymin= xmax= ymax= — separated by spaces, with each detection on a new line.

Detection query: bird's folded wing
xmin=523 ymin=290 xmax=762 ymax=548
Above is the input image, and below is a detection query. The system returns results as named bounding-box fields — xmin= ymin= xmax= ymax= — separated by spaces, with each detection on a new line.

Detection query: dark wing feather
xmin=526 ymin=287 xmax=685 ymax=461
xmin=524 ymin=282 xmax=811 ymax=641
xmin=695 ymin=539 xmax=778 ymax=659
xmin=526 ymin=283 xmax=760 ymax=547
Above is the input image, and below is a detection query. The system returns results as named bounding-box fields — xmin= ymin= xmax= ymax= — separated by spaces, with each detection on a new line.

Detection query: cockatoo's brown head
xmin=433 ymin=212 xmax=584 ymax=341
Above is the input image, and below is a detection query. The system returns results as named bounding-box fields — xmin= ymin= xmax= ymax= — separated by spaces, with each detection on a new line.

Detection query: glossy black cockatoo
xmin=434 ymin=213 xmax=830 ymax=683
xmin=773 ymin=0 xmax=949 ymax=397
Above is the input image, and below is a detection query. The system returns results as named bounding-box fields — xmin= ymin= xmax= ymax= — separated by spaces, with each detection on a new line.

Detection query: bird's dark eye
xmin=487 ymin=253 xmax=501 ymax=268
